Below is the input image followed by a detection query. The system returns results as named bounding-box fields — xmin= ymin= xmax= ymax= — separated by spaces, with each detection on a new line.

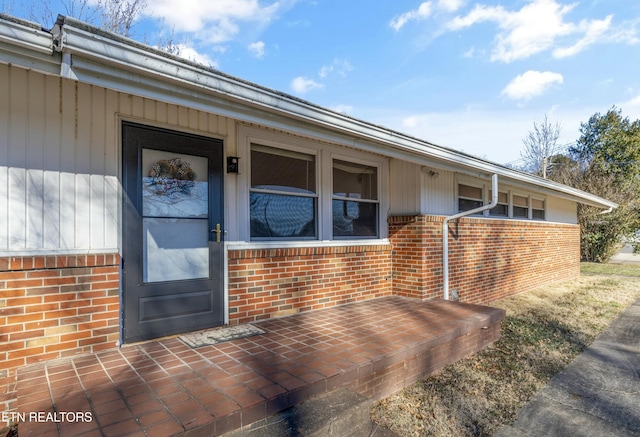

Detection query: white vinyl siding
xmin=546 ymin=197 xmax=577 ymax=224
xmin=0 ymin=64 xmax=233 ymax=254
xmin=421 ymin=168 xmax=456 ymax=215
xmin=389 ymin=160 xmax=421 ymax=214
xmin=0 ymin=64 xmax=579 ymax=256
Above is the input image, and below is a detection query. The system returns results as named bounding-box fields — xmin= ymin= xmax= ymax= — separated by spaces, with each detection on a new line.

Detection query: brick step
xmin=221 ymin=388 xmax=399 ymax=437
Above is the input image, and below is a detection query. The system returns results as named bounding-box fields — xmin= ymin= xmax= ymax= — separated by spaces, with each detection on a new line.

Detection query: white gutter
xmin=0 ymin=14 xmax=59 ymax=75
xmin=0 ymin=14 xmax=53 ymax=55
xmin=443 ymin=174 xmax=499 ymax=300
xmin=42 ymin=16 xmax=619 ymax=211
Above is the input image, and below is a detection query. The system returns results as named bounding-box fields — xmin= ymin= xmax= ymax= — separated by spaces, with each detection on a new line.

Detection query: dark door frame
xmin=121 ymin=121 xmax=224 ymax=343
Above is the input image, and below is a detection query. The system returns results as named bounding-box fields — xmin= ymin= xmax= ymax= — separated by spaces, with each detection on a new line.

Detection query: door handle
xmin=211 ymin=224 xmax=222 ymax=243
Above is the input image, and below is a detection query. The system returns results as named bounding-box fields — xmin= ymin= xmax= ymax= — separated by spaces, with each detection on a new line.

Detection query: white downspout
xmin=443 ymin=174 xmax=499 ymax=300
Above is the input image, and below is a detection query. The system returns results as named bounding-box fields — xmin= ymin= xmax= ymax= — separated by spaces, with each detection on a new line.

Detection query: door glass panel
xmin=142 ymin=149 xmax=209 ymax=282
xmin=143 ymin=218 xmax=209 ymax=282
xmin=142 ymin=149 xmax=209 ymax=218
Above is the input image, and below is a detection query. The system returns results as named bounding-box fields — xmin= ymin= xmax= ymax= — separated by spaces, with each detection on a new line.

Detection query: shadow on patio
xmin=15 ymin=296 xmax=505 ymax=436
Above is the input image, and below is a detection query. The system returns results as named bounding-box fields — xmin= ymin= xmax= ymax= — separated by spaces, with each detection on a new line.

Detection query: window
xmin=513 ymin=194 xmax=529 ymax=218
xmin=332 ymin=160 xmax=379 ymax=238
xmin=250 ymin=144 xmax=317 ymax=239
xmin=532 ymin=198 xmax=545 ymax=220
xmin=489 ymin=191 xmax=509 ymax=217
xmin=458 ymin=184 xmax=483 ymax=212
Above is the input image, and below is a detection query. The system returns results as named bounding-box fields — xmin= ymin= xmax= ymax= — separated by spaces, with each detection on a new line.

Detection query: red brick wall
xmin=388 ymin=215 xmax=443 ymax=300
xmin=389 ymin=215 xmax=580 ymax=304
xmin=0 ymin=217 xmax=580 ymax=414
xmin=228 ymin=245 xmax=393 ymax=324
xmin=0 ymin=254 xmax=120 ymax=413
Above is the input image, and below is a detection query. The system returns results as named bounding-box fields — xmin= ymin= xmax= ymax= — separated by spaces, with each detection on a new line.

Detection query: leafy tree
xmin=570 ymin=106 xmax=640 ymax=179
xmin=566 ymin=107 xmax=640 ymax=262
xmin=544 ymin=153 xmax=578 ymax=184
xmin=520 ymin=115 xmax=562 ymax=178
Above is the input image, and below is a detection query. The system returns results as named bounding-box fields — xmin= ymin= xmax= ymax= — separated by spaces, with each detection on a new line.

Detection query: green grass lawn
xmin=581 ymin=261 xmax=640 ymax=277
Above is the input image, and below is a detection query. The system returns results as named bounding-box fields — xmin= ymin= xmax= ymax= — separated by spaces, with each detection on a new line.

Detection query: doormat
xmin=178 ymin=324 xmax=266 ymax=348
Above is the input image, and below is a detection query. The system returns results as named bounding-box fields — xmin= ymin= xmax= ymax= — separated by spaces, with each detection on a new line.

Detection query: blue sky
xmin=5 ymin=0 xmax=640 ymax=166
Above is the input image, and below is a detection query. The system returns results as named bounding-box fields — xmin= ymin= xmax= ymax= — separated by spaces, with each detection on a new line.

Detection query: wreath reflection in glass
xmin=148 ymin=158 xmax=196 ymax=198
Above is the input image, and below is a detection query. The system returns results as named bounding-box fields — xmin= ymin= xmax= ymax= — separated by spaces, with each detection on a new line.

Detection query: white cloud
xmin=291 ymin=76 xmax=323 ymax=94
xmin=502 ymin=70 xmax=564 ymax=101
xmin=438 ymin=0 xmax=464 ymax=13
xmin=619 ymin=93 xmax=640 ymax=121
xmin=553 ymin=15 xmax=612 ymax=58
xmin=448 ymin=0 xmax=576 ymax=62
xmin=390 ymin=0 xmax=465 ymax=31
xmin=445 ymin=0 xmax=634 ymax=62
xmin=146 ymin=0 xmax=281 ymax=43
xmin=248 ymin=41 xmax=266 ymax=58
xmin=462 ymin=45 xmax=485 ymax=58
xmin=331 ymin=104 xmax=354 ymax=115
xmin=162 ymin=44 xmax=217 ymax=67
xmin=390 ymin=2 xmax=433 ymax=31
xmin=318 ymin=59 xmax=353 ymax=79
xmin=607 ymin=18 xmax=640 ymax=45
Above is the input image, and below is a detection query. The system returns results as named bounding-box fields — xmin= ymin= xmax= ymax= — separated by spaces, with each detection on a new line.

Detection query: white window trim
xmin=456 ymin=176 xmax=485 ymax=214
xmin=238 ymin=125 xmax=388 ymax=243
xmin=330 ymin=153 xmax=382 ymax=239
xmin=453 ymin=175 xmax=549 ymax=222
xmin=488 ymin=189 xmax=509 ymax=218
xmin=248 ymin=142 xmax=320 ymax=241
xmin=511 ymin=192 xmax=530 ymax=219
xmin=531 ymin=196 xmax=546 ymax=220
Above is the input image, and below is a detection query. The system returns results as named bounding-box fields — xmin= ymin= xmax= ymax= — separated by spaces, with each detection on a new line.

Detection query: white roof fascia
xmin=39 ymin=16 xmax=617 ymax=211
xmin=0 ymin=14 xmax=58 ymax=74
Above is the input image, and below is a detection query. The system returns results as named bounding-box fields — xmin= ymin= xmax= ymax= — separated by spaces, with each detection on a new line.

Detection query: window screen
xmin=332 ymin=160 xmax=378 ymax=238
xmin=250 ymin=145 xmax=317 ymax=238
xmin=458 ymin=183 xmax=483 ymax=212
xmin=532 ymin=198 xmax=545 ymax=220
xmin=489 ymin=191 xmax=509 ymax=217
xmin=513 ymin=194 xmax=529 ymax=218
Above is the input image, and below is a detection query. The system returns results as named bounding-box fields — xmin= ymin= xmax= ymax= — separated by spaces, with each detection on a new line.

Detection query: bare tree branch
xmin=520 ymin=115 xmax=562 ymax=178
xmin=96 ymin=0 xmax=147 ymax=37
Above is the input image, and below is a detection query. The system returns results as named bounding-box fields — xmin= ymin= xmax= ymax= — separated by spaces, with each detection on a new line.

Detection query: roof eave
xmin=1 ymin=14 xmax=618 ymax=211
xmin=0 ymin=13 xmax=58 ymax=74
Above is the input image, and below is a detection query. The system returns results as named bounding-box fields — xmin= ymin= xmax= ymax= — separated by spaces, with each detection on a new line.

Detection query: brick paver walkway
xmin=15 ymin=296 xmax=504 ymax=436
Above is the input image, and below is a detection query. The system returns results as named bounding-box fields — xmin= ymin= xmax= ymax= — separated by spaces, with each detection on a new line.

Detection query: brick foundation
xmin=228 ymin=244 xmax=393 ymax=324
xmin=389 ymin=215 xmax=581 ymax=304
xmin=0 ymin=254 xmax=120 ymax=413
